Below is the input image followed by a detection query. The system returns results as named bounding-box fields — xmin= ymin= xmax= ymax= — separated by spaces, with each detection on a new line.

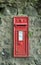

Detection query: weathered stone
xmin=0 ymin=18 xmax=2 ymax=25
xmin=22 ymin=5 xmax=38 ymax=16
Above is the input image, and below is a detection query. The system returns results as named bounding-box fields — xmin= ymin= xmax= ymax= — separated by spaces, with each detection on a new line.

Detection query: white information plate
xmin=19 ymin=31 xmax=23 ymax=41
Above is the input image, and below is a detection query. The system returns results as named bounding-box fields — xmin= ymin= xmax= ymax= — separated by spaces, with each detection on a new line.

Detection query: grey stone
xmin=23 ymin=5 xmax=38 ymax=16
xmin=0 ymin=18 xmax=2 ymax=25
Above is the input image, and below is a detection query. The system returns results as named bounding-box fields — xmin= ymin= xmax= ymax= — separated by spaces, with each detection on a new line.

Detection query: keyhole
xmin=17 ymin=43 xmax=20 ymax=45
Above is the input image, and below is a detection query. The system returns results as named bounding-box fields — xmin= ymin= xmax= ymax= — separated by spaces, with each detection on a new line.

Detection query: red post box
xmin=13 ymin=16 xmax=29 ymax=57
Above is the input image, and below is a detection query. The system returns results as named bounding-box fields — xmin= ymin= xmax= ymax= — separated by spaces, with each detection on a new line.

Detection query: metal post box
xmin=13 ymin=16 xmax=29 ymax=57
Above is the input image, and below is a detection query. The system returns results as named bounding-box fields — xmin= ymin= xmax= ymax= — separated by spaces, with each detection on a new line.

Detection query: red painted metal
xmin=13 ymin=16 xmax=29 ymax=57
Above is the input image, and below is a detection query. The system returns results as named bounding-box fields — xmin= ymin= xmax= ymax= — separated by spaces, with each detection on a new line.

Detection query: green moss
xmin=28 ymin=31 xmax=33 ymax=37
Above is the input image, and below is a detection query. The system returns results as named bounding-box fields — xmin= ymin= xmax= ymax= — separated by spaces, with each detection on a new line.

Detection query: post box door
xmin=14 ymin=25 xmax=28 ymax=57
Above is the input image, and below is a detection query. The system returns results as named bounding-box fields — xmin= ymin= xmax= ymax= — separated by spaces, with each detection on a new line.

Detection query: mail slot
xmin=13 ymin=16 xmax=29 ymax=57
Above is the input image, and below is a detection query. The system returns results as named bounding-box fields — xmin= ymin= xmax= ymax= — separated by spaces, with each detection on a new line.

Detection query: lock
xmin=13 ymin=16 xmax=29 ymax=57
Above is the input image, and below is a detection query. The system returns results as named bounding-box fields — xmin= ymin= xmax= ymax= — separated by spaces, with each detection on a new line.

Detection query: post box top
xmin=13 ymin=16 xmax=28 ymax=25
